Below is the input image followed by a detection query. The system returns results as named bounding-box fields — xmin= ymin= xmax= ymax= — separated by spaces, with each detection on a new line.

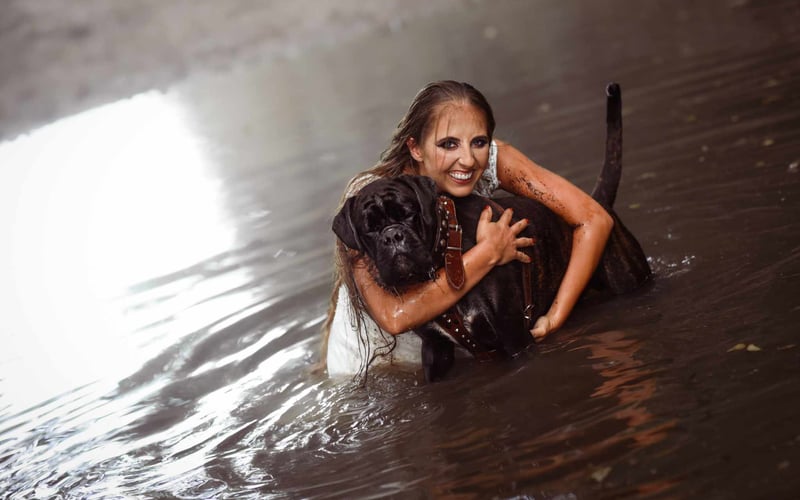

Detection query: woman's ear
xmin=406 ymin=137 xmax=423 ymax=162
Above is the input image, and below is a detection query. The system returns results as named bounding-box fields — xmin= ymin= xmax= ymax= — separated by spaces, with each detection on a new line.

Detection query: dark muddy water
xmin=2 ymin=1 xmax=800 ymax=498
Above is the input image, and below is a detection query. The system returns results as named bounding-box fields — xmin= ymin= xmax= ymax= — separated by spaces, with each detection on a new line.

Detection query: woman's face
xmin=407 ymin=102 xmax=491 ymax=198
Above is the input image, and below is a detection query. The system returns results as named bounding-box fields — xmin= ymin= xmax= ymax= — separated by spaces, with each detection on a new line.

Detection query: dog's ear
xmin=332 ymin=196 xmax=363 ymax=251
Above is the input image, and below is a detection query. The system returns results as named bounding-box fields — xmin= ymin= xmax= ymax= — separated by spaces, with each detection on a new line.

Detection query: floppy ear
xmin=332 ymin=197 xmax=363 ymax=251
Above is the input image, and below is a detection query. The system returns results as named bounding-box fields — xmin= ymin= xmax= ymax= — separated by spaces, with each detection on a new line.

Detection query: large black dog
xmin=333 ymin=83 xmax=652 ymax=381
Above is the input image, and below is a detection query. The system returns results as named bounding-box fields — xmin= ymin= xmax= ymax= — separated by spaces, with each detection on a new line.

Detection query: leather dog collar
xmin=435 ymin=195 xmax=466 ymax=290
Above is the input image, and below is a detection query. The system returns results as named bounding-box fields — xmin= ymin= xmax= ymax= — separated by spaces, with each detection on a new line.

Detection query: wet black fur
xmin=333 ymin=83 xmax=652 ymax=382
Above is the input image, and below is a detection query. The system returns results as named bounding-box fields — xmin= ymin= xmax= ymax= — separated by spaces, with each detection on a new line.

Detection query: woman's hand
xmin=530 ymin=315 xmax=552 ymax=342
xmin=475 ymin=206 xmax=534 ymax=266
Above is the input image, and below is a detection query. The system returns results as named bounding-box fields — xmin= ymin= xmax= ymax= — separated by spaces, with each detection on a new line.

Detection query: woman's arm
xmin=355 ymin=206 xmax=533 ymax=335
xmin=494 ymin=139 xmax=614 ymax=340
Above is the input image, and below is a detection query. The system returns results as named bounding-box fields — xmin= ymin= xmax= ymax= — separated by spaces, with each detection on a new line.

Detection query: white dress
xmin=326 ymin=141 xmax=500 ymax=377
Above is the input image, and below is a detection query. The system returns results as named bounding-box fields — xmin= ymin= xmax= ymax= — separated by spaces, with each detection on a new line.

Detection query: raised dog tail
xmin=590 ymin=82 xmax=622 ymax=209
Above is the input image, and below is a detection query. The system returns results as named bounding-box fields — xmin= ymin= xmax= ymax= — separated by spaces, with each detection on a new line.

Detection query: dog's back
xmin=449 ymin=194 xmax=571 ymax=355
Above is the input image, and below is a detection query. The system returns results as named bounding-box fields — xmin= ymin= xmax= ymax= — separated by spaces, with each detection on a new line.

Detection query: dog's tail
xmin=590 ymin=82 xmax=622 ymax=209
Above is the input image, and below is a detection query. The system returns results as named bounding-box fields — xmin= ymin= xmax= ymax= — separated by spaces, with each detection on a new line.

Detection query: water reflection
xmin=0 ymin=91 xmax=234 ymax=410
xmin=581 ymin=330 xmax=674 ymax=448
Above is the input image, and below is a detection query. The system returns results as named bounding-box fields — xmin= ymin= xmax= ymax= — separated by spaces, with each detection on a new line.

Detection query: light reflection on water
xmin=0 ymin=91 xmax=237 ymax=410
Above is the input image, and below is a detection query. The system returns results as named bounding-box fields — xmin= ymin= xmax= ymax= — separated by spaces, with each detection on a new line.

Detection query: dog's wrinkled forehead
xmin=356 ymin=181 xmax=416 ymax=229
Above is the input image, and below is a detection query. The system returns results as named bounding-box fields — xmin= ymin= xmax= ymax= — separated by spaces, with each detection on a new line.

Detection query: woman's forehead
xmin=427 ymin=102 xmax=488 ymax=137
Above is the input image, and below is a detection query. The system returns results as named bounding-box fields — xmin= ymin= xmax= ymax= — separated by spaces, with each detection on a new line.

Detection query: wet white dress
xmin=326 ymin=141 xmax=500 ymax=377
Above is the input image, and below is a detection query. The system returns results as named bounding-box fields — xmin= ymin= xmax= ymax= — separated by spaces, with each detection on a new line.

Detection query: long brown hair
xmin=320 ymin=81 xmax=496 ymax=377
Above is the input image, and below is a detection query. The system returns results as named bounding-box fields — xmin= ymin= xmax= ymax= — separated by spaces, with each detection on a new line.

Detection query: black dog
xmin=333 ymin=83 xmax=651 ymax=381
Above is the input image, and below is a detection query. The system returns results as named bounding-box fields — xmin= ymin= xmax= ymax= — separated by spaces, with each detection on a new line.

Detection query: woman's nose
xmin=458 ymin=147 xmax=476 ymax=168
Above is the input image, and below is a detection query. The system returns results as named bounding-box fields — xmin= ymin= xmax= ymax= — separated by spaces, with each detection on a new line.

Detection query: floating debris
xmin=728 ymin=343 xmax=762 ymax=352
xmin=762 ymin=138 xmax=775 ymax=147
xmin=788 ymin=161 xmax=798 ymax=174
xmin=629 ymin=203 xmax=641 ymax=209
xmin=590 ymin=466 xmax=612 ymax=483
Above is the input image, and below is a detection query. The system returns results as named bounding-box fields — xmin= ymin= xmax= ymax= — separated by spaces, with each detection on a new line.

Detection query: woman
xmin=323 ymin=81 xmax=613 ymax=377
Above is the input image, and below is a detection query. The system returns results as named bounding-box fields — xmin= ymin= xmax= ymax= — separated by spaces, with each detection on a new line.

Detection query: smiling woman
xmin=0 ymin=91 xmax=234 ymax=409
xmin=324 ymin=80 xmax=614 ymax=380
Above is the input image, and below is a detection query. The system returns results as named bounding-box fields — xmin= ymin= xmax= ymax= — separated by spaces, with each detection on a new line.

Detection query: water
xmin=1 ymin=1 xmax=799 ymax=498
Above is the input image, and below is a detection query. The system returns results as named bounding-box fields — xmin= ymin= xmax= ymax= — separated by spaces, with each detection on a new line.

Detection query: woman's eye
xmin=437 ymin=139 xmax=458 ymax=150
xmin=472 ymin=137 xmax=489 ymax=148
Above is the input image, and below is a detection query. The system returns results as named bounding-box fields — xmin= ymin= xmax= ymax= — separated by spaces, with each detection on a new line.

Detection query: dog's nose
xmin=382 ymin=226 xmax=405 ymax=245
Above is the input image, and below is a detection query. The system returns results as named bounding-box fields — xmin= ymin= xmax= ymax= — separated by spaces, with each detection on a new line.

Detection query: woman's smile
xmin=449 ymin=170 xmax=475 ymax=183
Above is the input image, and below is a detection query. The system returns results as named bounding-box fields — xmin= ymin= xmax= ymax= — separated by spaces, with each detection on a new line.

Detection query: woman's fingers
xmin=530 ymin=316 xmax=550 ymax=341
xmin=515 ymin=236 xmax=534 ymax=248
xmin=516 ymin=250 xmax=531 ymax=263
xmin=481 ymin=205 xmax=493 ymax=223
xmin=511 ymin=217 xmax=529 ymax=234
xmin=498 ymin=207 xmax=514 ymax=226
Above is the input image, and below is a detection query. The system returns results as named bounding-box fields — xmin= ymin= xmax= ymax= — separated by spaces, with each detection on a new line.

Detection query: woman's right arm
xmin=353 ymin=206 xmax=532 ymax=334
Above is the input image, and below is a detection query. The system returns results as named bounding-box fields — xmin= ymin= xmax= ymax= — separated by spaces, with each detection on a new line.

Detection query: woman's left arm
xmin=494 ymin=139 xmax=614 ymax=340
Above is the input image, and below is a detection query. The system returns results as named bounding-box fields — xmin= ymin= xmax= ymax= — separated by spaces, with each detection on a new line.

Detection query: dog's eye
xmin=385 ymin=201 xmax=412 ymax=222
xmin=365 ymin=211 xmax=383 ymax=233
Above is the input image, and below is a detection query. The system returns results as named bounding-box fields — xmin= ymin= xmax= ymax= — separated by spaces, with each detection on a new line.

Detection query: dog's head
xmin=333 ymin=175 xmax=441 ymax=288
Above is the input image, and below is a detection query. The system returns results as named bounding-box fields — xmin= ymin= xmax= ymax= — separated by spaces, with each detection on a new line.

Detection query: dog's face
xmin=333 ymin=175 xmax=440 ymax=288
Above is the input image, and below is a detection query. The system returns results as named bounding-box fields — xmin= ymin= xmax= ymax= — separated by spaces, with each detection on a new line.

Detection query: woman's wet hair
xmin=374 ymin=80 xmax=496 ymax=178
xmin=321 ymin=81 xmax=496 ymax=381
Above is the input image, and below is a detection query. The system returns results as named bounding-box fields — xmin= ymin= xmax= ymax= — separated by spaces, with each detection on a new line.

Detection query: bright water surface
xmin=1 ymin=1 xmax=799 ymax=498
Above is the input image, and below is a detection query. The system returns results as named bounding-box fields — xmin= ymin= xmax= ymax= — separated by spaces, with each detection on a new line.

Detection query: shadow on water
xmin=1 ymin=0 xmax=800 ymax=498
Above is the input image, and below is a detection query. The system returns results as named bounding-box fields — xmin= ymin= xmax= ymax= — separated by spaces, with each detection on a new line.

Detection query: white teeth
xmin=449 ymin=171 xmax=473 ymax=181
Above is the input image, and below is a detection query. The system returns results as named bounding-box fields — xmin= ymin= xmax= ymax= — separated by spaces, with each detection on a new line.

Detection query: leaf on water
xmin=778 ymin=344 xmax=796 ymax=351
xmin=728 ymin=343 xmax=746 ymax=352
xmin=590 ymin=466 xmax=612 ymax=483
xmin=628 ymin=203 xmax=641 ymax=209
xmin=746 ymin=344 xmax=762 ymax=352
